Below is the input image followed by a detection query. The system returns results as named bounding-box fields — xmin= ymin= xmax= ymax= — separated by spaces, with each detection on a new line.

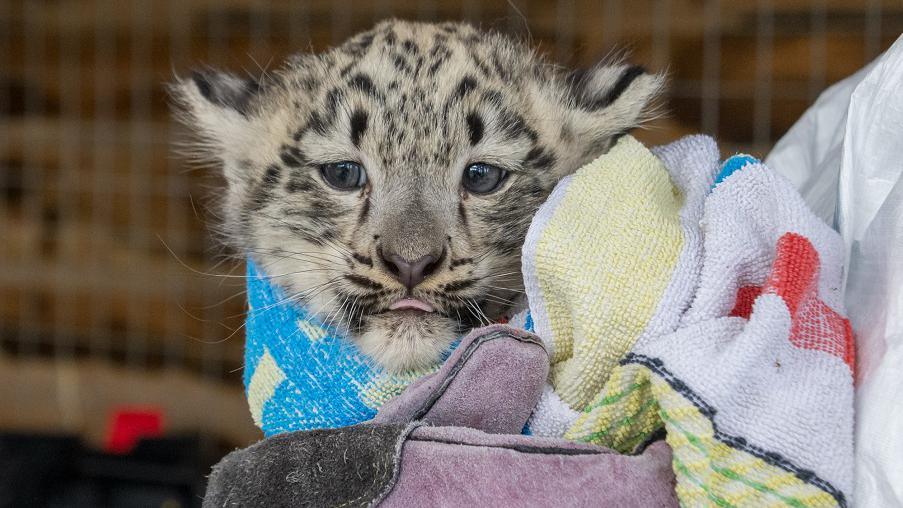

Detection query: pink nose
xmin=380 ymin=251 xmax=441 ymax=290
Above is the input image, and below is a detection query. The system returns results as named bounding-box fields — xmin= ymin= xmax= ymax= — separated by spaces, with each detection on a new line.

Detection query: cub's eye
xmin=319 ymin=161 xmax=367 ymax=190
xmin=462 ymin=163 xmax=507 ymax=194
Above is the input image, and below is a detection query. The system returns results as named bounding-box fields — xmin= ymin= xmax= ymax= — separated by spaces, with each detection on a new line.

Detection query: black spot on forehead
xmin=430 ymin=34 xmax=449 ymax=51
xmin=427 ymin=42 xmax=453 ymax=77
xmin=489 ymin=48 xmax=513 ymax=82
xmin=452 ymin=76 xmax=477 ymax=101
xmin=263 ymin=164 xmax=281 ymax=185
xmin=481 ymin=89 xmax=504 ymax=106
xmin=324 ymin=87 xmax=344 ymax=116
xmin=402 ymin=39 xmax=418 ymax=54
xmin=393 ymin=54 xmax=413 ymax=75
xmin=349 ymin=73 xmax=378 ymax=97
xmin=306 ymin=111 xmax=329 ymax=136
xmin=496 ymin=109 xmax=532 ymax=141
xmin=465 ymin=46 xmax=495 ymax=79
xmin=350 ymin=109 xmax=369 ymax=148
xmin=344 ymin=32 xmax=375 ymax=58
xmin=384 ymin=29 xmax=397 ymax=46
xmin=466 ymin=112 xmax=484 ymax=146
xmin=339 ymin=62 xmax=356 ymax=78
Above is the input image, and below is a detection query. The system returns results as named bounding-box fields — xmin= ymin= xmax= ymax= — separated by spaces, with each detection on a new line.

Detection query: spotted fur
xmin=171 ymin=20 xmax=664 ymax=372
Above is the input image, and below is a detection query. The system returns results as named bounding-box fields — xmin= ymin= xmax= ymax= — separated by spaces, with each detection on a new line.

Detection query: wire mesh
xmin=0 ymin=0 xmax=898 ymax=444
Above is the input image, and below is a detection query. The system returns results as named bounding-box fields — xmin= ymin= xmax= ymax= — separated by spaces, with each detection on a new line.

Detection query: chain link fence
xmin=1 ymin=0 xmax=898 ymax=446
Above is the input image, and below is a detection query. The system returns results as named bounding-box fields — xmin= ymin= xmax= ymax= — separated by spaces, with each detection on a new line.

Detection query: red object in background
xmin=105 ymin=407 xmax=164 ymax=454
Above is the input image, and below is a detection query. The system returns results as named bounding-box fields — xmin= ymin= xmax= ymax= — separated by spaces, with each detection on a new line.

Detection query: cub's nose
xmin=380 ymin=250 xmax=443 ymax=290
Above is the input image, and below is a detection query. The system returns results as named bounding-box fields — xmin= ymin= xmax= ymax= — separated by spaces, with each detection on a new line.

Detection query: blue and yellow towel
xmin=244 ymin=261 xmax=446 ymax=435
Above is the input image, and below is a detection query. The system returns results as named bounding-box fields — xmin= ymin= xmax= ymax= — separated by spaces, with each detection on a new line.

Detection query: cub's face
xmin=172 ymin=20 xmax=662 ymax=372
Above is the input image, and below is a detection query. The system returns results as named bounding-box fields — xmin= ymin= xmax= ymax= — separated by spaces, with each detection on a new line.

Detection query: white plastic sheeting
xmin=766 ymin=35 xmax=903 ymax=507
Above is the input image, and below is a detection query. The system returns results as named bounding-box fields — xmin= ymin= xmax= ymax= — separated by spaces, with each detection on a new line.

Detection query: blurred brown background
xmin=1 ymin=0 xmax=899 ymax=450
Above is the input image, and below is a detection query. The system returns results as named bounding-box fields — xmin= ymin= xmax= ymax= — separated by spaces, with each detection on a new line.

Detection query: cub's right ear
xmin=187 ymin=70 xmax=259 ymax=115
xmin=168 ymin=69 xmax=261 ymax=162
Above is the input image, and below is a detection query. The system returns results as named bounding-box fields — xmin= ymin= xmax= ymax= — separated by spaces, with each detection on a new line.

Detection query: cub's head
xmin=171 ymin=20 xmax=663 ymax=372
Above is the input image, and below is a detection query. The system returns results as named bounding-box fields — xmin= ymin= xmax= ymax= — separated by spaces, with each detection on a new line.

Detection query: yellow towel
xmin=524 ymin=135 xmax=685 ymax=410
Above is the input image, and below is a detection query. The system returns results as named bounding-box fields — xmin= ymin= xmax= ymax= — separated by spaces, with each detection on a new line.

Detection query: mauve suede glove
xmin=373 ymin=325 xmax=548 ymax=435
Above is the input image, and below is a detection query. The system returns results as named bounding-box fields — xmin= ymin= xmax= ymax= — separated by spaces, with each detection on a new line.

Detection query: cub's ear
xmin=561 ymin=61 xmax=665 ymax=153
xmin=168 ymin=69 xmax=261 ymax=163
xmin=187 ymin=70 xmax=260 ymax=115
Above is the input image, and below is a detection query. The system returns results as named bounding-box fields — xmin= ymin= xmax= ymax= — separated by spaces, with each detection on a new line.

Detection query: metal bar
xmin=19 ymin=0 xmax=46 ymax=357
xmin=556 ymin=0 xmax=576 ymax=65
xmin=809 ymin=0 xmax=827 ymax=102
xmin=753 ymin=0 xmax=774 ymax=147
xmin=0 ymin=0 xmax=10 ymax=338
xmin=461 ymin=0 xmax=482 ymax=23
xmin=651 ymin=0 xmax=672 ymax=73
xmin=864 ymin=0 xmax=883 ymax=61
xmin=419 ymin=0 xmax=437 ymax=21
xmin=250 ymin=0 xmax=271 ymax=79
xmin=332 ymin=0 xmax=352 ymax=45
xmin=203 ymin=0 xmax=227 ymax=379
xmin=126 ymin=0 xmax=153 ymax=369
xmin=289 ymin=0 xmax=312 ymax=51
xmin=91 ymin=0 xmax=116 ymax=360
xmin=165 ymin=0 xmax=190 ymax=371
xmin=601 ymin=0 xmax=623 ymax=51
xmin=701 ymin=0 xmax=721 ymax=137
xmin=55 ymin=0 xmax=82 ymax=361
xmin=507 ymin=0 xmax=528 ymax=35
xmin=0 ymin=261 xmax=243 ymax=302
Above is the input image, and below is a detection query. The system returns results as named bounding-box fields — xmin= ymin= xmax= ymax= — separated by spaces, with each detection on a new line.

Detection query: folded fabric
xmin=523 ymin=135 xmax=855 ymax=506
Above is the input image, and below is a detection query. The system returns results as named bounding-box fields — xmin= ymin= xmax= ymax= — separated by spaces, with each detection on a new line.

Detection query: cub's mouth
xmin=388 ymin=297 xmax=435 ymax=313
xmin=357 ymin=289 xmax=495 ymax=329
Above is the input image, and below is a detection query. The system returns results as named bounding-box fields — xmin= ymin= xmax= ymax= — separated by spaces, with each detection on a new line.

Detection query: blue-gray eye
xmin=462 ymin=163 xmax=507 ymax=194
xmin=320 ymin=161 xmax=367 ymax=190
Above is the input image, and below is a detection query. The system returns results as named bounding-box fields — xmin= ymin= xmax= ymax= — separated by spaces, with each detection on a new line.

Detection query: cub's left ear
xmin=168 ymin=69 xmax=262 ymax=164
xmin=562 ymin=62 xmax=665 ymax=149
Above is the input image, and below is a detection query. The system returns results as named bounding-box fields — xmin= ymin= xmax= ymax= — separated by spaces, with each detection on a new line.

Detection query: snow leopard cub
xmin=171 ymin=19 xmax=663 ymax=372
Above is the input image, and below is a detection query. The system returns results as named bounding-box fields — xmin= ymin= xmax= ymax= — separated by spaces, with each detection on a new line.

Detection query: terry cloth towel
xmin=523 ymin=135 xmax=855 ymax=506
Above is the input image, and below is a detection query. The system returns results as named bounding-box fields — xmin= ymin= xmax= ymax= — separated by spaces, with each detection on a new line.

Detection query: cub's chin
xmin=354 ymin=311 xmax=459 ymax=373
